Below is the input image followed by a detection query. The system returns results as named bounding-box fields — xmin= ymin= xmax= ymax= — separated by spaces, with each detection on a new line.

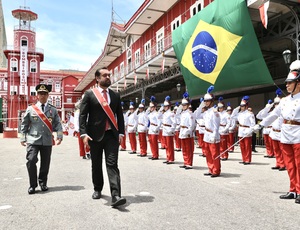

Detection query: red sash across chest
xmin=92 ymin=88 xmax=118 ymax=130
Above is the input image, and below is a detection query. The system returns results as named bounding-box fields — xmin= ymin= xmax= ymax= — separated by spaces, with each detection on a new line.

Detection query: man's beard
xmin=100 ymin=79 xmax=111 ymax=87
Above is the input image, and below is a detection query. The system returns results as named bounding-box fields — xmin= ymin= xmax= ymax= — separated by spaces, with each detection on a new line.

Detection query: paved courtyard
xmin=0 ymin=134 xmax=299 ymax=230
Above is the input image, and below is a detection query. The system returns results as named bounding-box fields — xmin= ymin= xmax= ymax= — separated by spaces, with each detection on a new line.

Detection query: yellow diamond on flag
xmin=181 ymin=20 xmax=242 ymax=84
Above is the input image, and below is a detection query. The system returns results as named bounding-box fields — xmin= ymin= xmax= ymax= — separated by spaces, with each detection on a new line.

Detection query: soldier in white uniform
xmin=147 ymin=96 xmax=161 ymax=160
xmin=227 ymin=103 xmax=237 ymax=153
xmin=217 ymin=97 xmax=231 ymax=160
xmin=201 ymin=86 xmax=221 ymax=177
xmin=20 ymin=84 xmax=63 ymax=194
xmin=178 ymin=93 xmax=195 ymax=169
xmin=137 ymin=100 xmax=149 ymax=156
xmin=268 ymin=89 xmax=285 ymax=170
xmin=232 ymin=96 xmax=255 ymax=165
xmin=254 ymin=60 xmax=300 ymax=203
xmin=126 ymin=102 xmax=138 ymax=154
xmin=256 ymin=100 xmax=274 ymax=158
xmin=173 ymin=102 xmax=182 ymax=151
xmin=161 ymin=96 xmax=176 ymax=164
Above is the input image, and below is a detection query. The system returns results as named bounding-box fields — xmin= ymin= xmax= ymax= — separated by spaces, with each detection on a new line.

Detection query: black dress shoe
xmin=279 ymin=167 xmax=286 ymax=171
xmin=271 ymin=166 xmax=280 ymax=170
xmin=239 ymin=161 xmax=245 ymax=164
xmin=279 ymin=192 xmax=296 ymax=199
xmin=166 ymin=161 xmax=174 ymax=164
xmin=40 ymin=185 xmax=48 ymax=191
xmin=92 ymin=191 xmax=101 ymax=199
xmin=129 ymin=151 xmax=137 ymax=154
xmin=151 ymin=158 xmax=159 ymax=160
xmin=243 ymin=162 xmax=251 ymax=165
xmin=148 ymin=157 xmax=153 ymax=159
xmin=295 ymin=195 xmax=300 ymax=204
xmin=204 ymin=172 xmax=212 ymax=176
xmin=185 ymin=166 xmax=193 ymax=170
xmin=179 ymin=165 xmax=186 ymax=168
xmin=120 ymin=149 xmax=126 ymax=151
xmin=263 ymin=155 xmax=269 ymax=158
xmin=221 ymin=158 xmax=228 ymax=161
xmin=252 ymin=150 xmax=258 ymax=152
xmin=111 ymin=196 xmax=126 ymax=207
xmin=211 ymin=174 xmax=220 ymax=178
xmin=163 ymin=161 xmax=169 ymax=164
xmin=28 ymin=187 xmax=35 ymax=194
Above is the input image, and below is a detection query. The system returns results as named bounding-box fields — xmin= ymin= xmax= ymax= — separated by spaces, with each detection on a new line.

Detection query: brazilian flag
xmin=172 ymin=0 xmax=273 ymax=97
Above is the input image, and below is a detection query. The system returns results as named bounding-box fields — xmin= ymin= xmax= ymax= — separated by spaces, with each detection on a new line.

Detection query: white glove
xmin=253 ymin=124 xmax=262 ymax=132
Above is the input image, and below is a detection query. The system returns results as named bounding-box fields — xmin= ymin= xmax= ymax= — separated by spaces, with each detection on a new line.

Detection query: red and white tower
xmin=3 ymin=5 xmax=43 ymax=137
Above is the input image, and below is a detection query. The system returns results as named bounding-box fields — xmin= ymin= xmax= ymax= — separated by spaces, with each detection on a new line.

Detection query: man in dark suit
xmin=79 ymin=67 xmax=126 ymax=207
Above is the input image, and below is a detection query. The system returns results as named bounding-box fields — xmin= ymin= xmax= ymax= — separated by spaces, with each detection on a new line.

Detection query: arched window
xmin=30 ymin=59 xmax=37 ymax=73
xmin=55 ymin=97 xmax=61 ymax=107
xmin=10 ymin=58 xmax=18 ymax=72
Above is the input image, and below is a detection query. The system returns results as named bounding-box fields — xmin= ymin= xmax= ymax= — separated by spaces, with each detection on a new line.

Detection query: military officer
xmin=20 ymin=84 xmax=63 ymax=194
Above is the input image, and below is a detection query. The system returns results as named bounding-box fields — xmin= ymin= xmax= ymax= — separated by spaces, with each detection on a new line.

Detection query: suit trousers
xmin=26 ymin=144 xmax=52 ymax=187
xmin=239 ymin=136 xmax=252 ymax=163
xmin=89 ymin=130 xmax=121 ymax=197
xmin=263 ymin=134 xmax=274 ymax=156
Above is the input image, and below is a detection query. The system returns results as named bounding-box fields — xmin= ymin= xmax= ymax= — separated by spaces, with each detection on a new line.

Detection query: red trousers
xmin=78 ymin=134 xmax=85 ymax=157
xmin=148 ymin=134 xmax=159 ymax=158
xmin=204 ymin=142 xmax=221 ymax=175
xmin=181 ymin=137 xmax=194 ymax=166
xmin=239 ymin=136 xmax=252 ymax=163
xmin=272 ymin=139 xmax=285 ymax=168
xmin=128 ymin=132 xmax=137 ymax=152
xmin=120 ymin=133 xmax=126 ymax=150
xmin=281 ymin=143 xmax=300 ymax=194
xmin=228 ymin=132 xmax=235 ymax=151
xmin=264 ymin=134 xmax=274 ymax=156
xmin=138 ymin=132 xmax=147 ymax=155
xmin=197 ymin=132 xmax=204 ymax=148
xmin=165 ymin=136 xmax=175 ymax=162
xmin=161 ymin=134 xmax=166 ymax=149
xmin=220 ymin=135 xmax=229 ymax=159
xmin=174 ymin=131 xmax=181 ymax=150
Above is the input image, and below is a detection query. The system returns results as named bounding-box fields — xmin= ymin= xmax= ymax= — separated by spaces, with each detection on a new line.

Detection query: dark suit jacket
xmin=79 ymin=88 xmax=125 ymax=142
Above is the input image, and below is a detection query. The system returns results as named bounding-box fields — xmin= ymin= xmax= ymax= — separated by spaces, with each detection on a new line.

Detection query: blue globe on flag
xmin=192 ymin=31 xmax=217 ymax=74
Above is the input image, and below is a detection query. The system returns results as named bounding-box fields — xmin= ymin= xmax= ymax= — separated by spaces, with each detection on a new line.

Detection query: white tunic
xmin=260 ymin=94 xmax=300 ymax=144
xmin=137 ymin=111 xmax=149 ymax=133
xmin=126 ymin=111 xmax=138 ymax=133
xmin=219 ymin=110 xmax=230 ymax=135
xmin=257 ymin=105 xmax=272 ymax=135
xmin=162 ymin=109 xmax=176 ymax=136
xmin=179 ymin=110 xmax=194 ymax=139
xmin=237 ymin=110 xmax=255 ymax=137
xmin=148 ymin=111 xmax=161 ymax=135
xmin=203 ymin=107 xmax=220 ymax=143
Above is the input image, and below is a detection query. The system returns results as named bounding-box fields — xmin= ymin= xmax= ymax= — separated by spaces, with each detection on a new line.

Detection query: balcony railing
xmin=3 ymin=45 xmax=44 ymax=55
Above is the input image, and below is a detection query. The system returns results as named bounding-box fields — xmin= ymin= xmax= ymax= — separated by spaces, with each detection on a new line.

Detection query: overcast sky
xmin=2 ymin=0 xmax=144 ymax=71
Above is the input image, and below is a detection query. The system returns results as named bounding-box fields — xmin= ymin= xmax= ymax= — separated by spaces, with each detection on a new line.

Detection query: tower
xmin=0 ymin=0 xmax=7 ymax=68
xmin=3 ymin=5 xmax=44 ymax=136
